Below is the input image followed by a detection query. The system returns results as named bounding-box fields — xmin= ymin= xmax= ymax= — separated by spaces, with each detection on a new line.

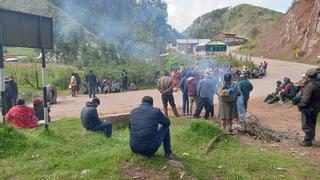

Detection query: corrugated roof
xmin=176 ymin=39 xmax=210 ymax=44
xmin=196 ymin=40 xmax=227 ymax=46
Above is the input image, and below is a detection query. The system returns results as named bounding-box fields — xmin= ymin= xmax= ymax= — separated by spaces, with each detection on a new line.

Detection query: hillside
xmin=184 ymin=4 xmax=282 ymax=40
xmin=252 ymin=0 xmax=320 ymax=64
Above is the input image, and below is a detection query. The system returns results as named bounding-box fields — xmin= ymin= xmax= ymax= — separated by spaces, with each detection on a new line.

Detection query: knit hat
xmin=306 ymin=68 xmax=319 ymax=79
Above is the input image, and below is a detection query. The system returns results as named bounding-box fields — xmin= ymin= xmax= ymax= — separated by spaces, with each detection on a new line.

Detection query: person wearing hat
xmin=237 ymin=74 xmax=253 ymax=110
xmin=80 ymin=97 xmax=112 ymax=137
xmin=297 ymin=68 xmax=320 ymax=146
xmin=6 ymin=98 xmax=39 ymax=129
xmin=129 ymin=96 xmax=175 ymax=159
xmin=264 ymin=80 xmax=283 ymax=104
xmin=5 ymin=75 xmax=18 ymax=113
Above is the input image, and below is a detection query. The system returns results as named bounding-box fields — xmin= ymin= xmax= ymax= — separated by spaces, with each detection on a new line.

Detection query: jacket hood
xmin=311 ymin=79 xmax=320 ymax=88
xmin=86 ymin=102 xmax=97 ymax=108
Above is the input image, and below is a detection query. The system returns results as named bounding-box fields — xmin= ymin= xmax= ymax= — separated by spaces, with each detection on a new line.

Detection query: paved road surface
xmin=50 ymin=56 xmax=317 ymax=120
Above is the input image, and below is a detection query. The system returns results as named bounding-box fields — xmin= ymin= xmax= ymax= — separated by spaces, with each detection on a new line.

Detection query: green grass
xmin=4 ymin=47 xmax=38 ymax=57
xmin=0 ymin=118 xmax=319 ymax=179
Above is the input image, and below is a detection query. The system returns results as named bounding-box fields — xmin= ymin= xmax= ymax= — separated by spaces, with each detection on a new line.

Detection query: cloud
xmin=165 ymin=0 xmax=292 ymax=31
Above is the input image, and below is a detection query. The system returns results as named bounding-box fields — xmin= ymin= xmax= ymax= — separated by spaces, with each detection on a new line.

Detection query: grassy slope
xmin=185 ymin=4 xmax=282 ymax=40
xmin=0 ymin=118 xmax=319 ymax=180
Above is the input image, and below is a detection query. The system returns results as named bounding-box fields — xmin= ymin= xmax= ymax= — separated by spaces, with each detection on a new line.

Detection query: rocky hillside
xmin=252 ymin=0 xmax=320 ymax=64
xmin=184 ymin=4 xmax=282 ymax=40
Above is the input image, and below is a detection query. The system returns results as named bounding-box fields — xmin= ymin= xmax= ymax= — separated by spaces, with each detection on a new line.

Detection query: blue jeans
xmin=92 ymin=121 xmax=112 ymax=137
xmin=131 ymin=126 xmax=172 ymax=156
xmin=182 ymin=94 xmax=189 ymax=115
xmin=194 ymin=97 xmax=210 ymax=119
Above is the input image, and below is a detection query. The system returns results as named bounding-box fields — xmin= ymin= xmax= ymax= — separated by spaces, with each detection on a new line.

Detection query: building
xmin=176 ymin=39 xmax=210 ymax=54
xmin=214 ymin=32 xmax=247 ymax=45
xmin=195 ymin=41 xmax=228 ymax=56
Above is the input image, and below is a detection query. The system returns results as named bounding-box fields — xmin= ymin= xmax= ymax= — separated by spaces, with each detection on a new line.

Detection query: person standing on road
xmin=179 ymin=73 xmax=190 ymax=116
xmin=157 ymin=70 xmax=179 ymax=117
xmin=121 ymin=69 xmax=128 ymax=91
xmin=85 ymin=70 xmax=97 ymax=98
xmin=73 ymin=71 xmax=81 ymax=92
xmin=129 ymin=96 xmax=176 ymax=159
xmin=69 ymin=72 xmax=78 ymax=97
xmin=186 ymin=75 xmax=198 ymax=116
xmin=237 ymin=74 xmax=253 ymax=110
xmin=297 ymin=68 xmax=320 ymax=147
xmin=194 ymin=72 xmax=215 ymax=119
xmin=218 ymin=73 xmax=240 ymax=134
xmin=80 ymin=98 xmax=112 ymax=137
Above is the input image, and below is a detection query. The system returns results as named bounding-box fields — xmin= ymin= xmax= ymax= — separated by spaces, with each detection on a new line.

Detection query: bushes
xmin=5 ymin=63 xmax=82 ymax=90
xmin=216 ymin=55 xmax=257 ymax=68
xmin=163 ymin=53 xmax=194 ymax=70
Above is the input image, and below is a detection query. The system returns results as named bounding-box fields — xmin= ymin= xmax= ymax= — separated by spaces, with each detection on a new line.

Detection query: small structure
xmin=176 ymin=39 xmax=210 ymax=54
xmin=214 ymin=32 xmax=247 ymax=45
xmin=195 ymin=41 xmax=228 ymax=56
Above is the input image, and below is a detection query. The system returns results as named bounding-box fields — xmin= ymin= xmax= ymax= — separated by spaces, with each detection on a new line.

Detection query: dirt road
xmin=51 ymin=57 xmax=316 ymax=120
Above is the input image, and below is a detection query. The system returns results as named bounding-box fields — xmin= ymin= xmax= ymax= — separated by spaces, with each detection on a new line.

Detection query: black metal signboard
xmin=0 ymin=8 xmax=53 ymax=49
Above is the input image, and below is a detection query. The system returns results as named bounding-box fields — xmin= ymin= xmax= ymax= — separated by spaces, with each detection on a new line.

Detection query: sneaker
xmin=278 ymin=100 xmax=284 ymax=105
xmin=299 ymin=141 xmax=312 ymax=147
xmin=165 ymin=153 xmax=176 ymax=160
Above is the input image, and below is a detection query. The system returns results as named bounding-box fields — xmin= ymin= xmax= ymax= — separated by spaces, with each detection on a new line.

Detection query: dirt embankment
xmin=253 ymin=0 xmax=320 ymax=64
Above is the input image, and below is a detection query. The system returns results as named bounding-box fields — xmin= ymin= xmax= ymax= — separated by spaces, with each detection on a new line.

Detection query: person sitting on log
xmin=129 ymin=96 xmax=176 ymax=159
xmin=80 ymin=97 xmax=112 ymax=137
xmin=6 ymin=98 xmax=40 ymax=129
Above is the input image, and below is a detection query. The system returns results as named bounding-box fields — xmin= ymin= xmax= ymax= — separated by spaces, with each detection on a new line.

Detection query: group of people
xmin=69 ymin=69 xmax=138 ymax=98
xmin=264 ymin=68 xmax=320 ymax=147
xmin=158 ymin=64 xmax=254 ymax=133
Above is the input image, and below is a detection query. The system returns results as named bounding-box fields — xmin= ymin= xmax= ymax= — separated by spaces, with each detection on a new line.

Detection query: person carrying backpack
xmin=218 ymin=73 xmax=240 ymax=134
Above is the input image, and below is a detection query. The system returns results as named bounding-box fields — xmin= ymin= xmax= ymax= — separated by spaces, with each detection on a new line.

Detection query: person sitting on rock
xmin=129 ymin=96 xmax=176 ymax=159
xmin=6 ymin=98 xmax=39 ymax=129
xmin=80 ymin=98 xmax=112 ymax=137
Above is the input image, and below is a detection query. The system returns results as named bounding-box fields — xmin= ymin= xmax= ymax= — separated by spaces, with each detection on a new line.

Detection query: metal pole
xmin=0 ymin=45 xmax=6 ymax=125
xmin=39 ymin=17 xmax=49 ymax=132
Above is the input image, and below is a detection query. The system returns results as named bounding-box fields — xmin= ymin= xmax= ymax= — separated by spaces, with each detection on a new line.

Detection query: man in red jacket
xmin=6 ymin=98 xmax=39 ymax=129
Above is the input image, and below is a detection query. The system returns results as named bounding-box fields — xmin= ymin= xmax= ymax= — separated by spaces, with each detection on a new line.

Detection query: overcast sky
xmin=165 ymin=0 xmax=292 ymax=31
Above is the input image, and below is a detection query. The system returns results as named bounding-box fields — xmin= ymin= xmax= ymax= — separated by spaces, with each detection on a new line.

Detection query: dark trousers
xmin=182 ymin=94 xmax=189 ymax=115
xmin=301 ymin=108 xmax=317 ymax=142
xmin=89 ymin=85 xmax=96 ymax=98
xmin=92 ymin=121 xmax=112 ymax=137
xmin=122 ymin=80 xmax=128 ymax=91
xmin=194 ymin=97 xmax=210 ymax=119
xmin=280 ymin=93 xmax=294 ymax=102
xmin=243 ymin=100 xmax=248 ymax=111
xmin=209 ymin=103 xmax=214 ymax=117
xmin=131 ymin=126 xmax=172 ymax=156
xmin=161 ymin=94 xmax=176 ymax=108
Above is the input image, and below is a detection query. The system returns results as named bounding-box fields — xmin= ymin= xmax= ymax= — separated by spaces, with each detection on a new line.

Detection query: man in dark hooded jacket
xmin=298 ymin=68 xmax=320 ymax=146
xmin=129 ymin=96 xmax=175 ymax=159
xmin=80 ymin=98 xmax=112 ymax=137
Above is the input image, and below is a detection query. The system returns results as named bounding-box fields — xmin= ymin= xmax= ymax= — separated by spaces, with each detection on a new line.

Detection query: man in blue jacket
xmin=237 ymin=74 xmax=254 ymax=110
xmin=129 ymin=96 xmax=175 ymax=159
xmin=85 ymin=70 xmax=97 ymax=98
xmin=80 ymin=98 xmax=112 ymax=137
xmin=194 ymin=73 xmax=215 ymax=119
xmin=179 ymin=73 xmax=190 ymax=116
